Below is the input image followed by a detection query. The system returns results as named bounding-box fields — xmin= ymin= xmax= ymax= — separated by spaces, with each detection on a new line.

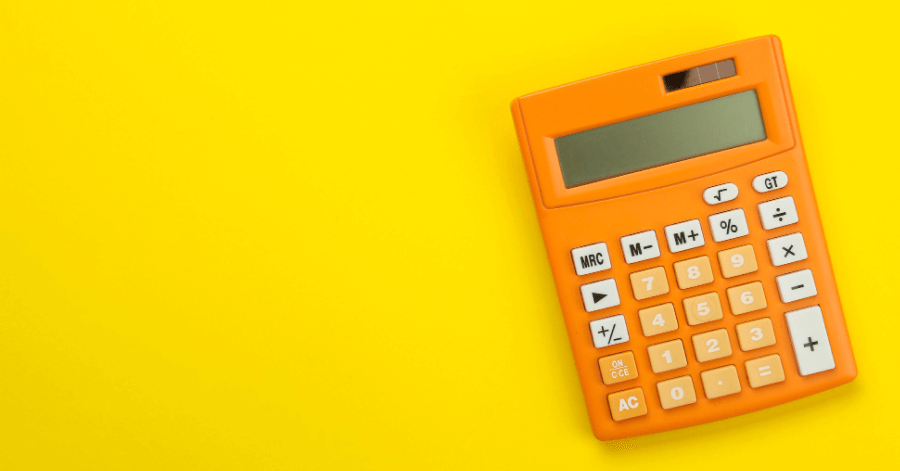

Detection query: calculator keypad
xmin=574 ymin=170 xmax=838 ymax=422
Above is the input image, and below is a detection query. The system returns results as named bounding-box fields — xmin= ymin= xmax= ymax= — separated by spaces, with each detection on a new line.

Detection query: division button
xmin=580 ymin=278 xmax=621 ymax=312
xmin=708 ymin=208 xmax=750 ymax=242
xmin=785 ymin=305 xmax=836 ymax=376
xmin=703 ymin=183 xmax=739 ymax=205
xmin=664 ymin=219 xmax=705 ymax=253
xmin=758 ymin=196 xmax=799 ymax=230
xmin=589 ymin=314 xmax=630 ymax=349
xmin=766 ymin=232 xmax=808 ymax=267
xmin=571 ymin=242 xmax=612 ymax=276
xmin=620 ymin=230 xmax=661 ymax=264
xmin=776 ymin=269 xmax=817 ymax=303
xmin=752 ymin=171 xmax=788 ymax=193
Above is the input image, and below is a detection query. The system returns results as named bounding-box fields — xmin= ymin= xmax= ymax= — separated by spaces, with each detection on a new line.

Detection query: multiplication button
xmin=580 ymin=278 xmax=621 ymax=312
xmin=708 ymin=209 xmax=750 ymax=242
xmin=767 ymin=232 xmax=808 ymax=267
xmin=785 ymin=305 xmax=835 ymax=376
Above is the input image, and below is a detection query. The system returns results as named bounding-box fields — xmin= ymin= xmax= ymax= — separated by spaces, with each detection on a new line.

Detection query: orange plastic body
xmin=510 ymin=36 xmax=856 ymax=440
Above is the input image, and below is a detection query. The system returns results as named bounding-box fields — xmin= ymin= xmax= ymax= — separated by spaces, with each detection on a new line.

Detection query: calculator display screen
xmin=554 ymin=90 xmax=767 ymax=188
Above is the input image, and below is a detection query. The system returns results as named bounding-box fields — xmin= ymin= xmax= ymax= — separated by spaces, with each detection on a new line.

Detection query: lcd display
xmin=554 ymin=90 xmax=767 ymax=188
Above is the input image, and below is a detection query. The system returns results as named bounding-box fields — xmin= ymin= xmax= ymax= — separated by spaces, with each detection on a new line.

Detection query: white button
xmin=571 ymin=242 xmax=611 ymax=276
xmin=703 ymin=183 xmax=739 ymax=205
xmin=620 ymin=231 xmax=661 ymax=264
xmin=767 ymin=232 xmax=808 ymax=267
xmin=776 ymin=269 xmax=817 ymax=303
xmin=589 ymin=314 xmax=629 ymax=349
xmin=752 ymin=171 xmax=788 ymax=193
xmin=580 ymin=278 xmax=621 ymax=313
xmin=708 ymin=209 xmax=750 ymax=242
xmin=758 ymin=196 xmax=799 ymax=230
xmin=664 ymin=219 xmax=705 ymax=253
xmin=785 ymin=305 xmax=835 ymax=376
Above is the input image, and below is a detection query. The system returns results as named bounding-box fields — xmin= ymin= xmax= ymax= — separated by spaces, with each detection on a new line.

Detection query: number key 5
xmin=682 ymin=292 xmax=724 ymax=325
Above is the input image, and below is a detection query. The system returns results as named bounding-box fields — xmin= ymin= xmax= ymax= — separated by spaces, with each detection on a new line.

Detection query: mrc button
xmin=571 ymin=242 xmax=611 ymax=276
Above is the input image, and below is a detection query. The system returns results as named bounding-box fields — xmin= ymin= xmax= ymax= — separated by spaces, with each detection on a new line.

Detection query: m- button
xmin=620 ymin=230 xmax=661 ymax=264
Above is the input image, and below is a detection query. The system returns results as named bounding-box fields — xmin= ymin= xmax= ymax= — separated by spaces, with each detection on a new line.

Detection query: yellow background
xmin=0 ymin=1 xmax=897 ymax=468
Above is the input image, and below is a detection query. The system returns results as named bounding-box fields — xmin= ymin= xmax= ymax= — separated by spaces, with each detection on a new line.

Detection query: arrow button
xmin=580 ymin=278 xmax=621 ymax=313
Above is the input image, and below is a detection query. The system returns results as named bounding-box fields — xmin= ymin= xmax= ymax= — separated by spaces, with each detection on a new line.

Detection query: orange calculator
xmin=510 ymin=36 xmax=856 ymax=440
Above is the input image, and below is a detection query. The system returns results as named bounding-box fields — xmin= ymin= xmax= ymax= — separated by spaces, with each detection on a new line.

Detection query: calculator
xmin=510 ymin=36 xmax=856 ymax=440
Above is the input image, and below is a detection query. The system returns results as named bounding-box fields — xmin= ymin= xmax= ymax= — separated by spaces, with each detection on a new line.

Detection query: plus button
xmin=803 ymin=337 xmax=819 ymax=351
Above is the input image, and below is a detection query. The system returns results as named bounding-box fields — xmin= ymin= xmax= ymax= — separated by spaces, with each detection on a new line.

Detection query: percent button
xmin=709 ymin=208 xmax=750 ymax=242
